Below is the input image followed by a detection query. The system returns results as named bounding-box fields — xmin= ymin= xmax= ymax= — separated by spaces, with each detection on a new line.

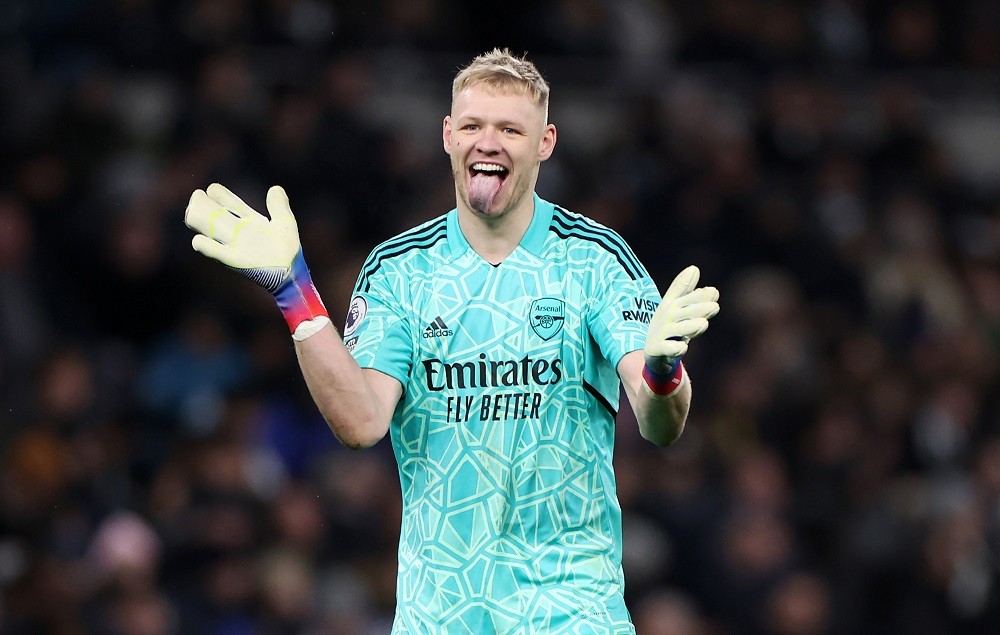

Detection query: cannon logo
xmin=529 ymin=297 xmax=565 ymax=340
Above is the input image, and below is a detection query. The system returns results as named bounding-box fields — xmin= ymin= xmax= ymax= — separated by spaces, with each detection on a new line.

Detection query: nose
xmin=474 ymin=126 xmax=502 ymax=155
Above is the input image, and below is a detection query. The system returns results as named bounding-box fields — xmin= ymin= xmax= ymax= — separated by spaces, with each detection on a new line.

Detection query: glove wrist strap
xmin=273 ymin=250 xmax=329 ymax=335
xmin=642 ymin=360 xmax=685 ymax=397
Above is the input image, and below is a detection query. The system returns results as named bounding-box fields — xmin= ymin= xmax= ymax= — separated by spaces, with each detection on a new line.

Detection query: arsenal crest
xmin=529 ymin=298 xmax=565 ymax=340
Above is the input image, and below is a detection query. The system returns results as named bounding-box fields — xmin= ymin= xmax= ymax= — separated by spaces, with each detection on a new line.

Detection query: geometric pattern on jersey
xmin=347 ymin=195 xmax=660 ymax=634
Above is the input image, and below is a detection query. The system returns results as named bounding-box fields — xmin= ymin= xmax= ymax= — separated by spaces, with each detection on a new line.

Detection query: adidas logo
xmin=422 ymin=316 xmax=454 ymax=339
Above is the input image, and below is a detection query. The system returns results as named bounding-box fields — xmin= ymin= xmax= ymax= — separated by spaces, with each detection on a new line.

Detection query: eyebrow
xmin=457 ymin=115 xmax=526 ymax=129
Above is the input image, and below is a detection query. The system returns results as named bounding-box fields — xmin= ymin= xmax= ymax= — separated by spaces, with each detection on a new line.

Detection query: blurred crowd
xmin=1 ymin=0 xmax=999 ymax=634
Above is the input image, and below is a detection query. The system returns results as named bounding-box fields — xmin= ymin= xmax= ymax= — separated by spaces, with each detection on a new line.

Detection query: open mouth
xmin=466 ymin=163 xmax=509 ymax=213
xmin=469 ymin=162 xmax=509 ymax=180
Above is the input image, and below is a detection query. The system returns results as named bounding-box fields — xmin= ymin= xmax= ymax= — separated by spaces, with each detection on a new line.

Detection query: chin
xmin=461 ymin=189 xmax=502 ymax=217
xmin=471 ymin=200 xmax=506 ymax=217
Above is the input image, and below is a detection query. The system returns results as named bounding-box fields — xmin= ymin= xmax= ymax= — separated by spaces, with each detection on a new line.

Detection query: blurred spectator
xmin=137 ymin=308 xmax=251 ymax=433
xmin=764 ymin=572 xmax=831 ymax=635
xmin=632 ymin=589 xmax=711 ymax=635
xmin=0 ymin=195 xmax=49 ymax=371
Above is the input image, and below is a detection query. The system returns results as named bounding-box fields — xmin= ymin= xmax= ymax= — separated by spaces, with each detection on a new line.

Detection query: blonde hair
xmin=452 ymin=48 xmax=550 ymax=120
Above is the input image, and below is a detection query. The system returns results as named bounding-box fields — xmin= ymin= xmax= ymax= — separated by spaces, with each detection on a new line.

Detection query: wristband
xmin=272 ymin=250 xmax=329 ymax=335
xmin=642 ymin=360 xmax=685 ymax=397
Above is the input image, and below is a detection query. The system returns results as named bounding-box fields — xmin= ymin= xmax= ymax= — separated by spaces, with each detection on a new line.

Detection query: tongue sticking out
xmin=468 ymin=173 xmax=503 ymax=213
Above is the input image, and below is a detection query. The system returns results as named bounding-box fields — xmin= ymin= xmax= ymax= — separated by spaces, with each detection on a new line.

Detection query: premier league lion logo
xmin=344 ymin=296 xmax=367 ymax=337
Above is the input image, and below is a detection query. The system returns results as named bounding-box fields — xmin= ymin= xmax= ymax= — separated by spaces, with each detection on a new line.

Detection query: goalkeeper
xmin=185 ymin=48 xmax=719 ymax=634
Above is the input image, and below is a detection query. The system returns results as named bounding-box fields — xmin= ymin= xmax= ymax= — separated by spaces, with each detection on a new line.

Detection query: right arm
xmin=183 ymin=183 xmax=398 ymax=449
xmin=294 ymin=322 xmax=400 ymax=449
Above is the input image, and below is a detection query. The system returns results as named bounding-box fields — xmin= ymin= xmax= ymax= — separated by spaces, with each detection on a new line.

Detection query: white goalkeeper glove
xmin=184 ymin=183 xmax=330 ymax=340
xmin=642 ymin=265 xmax=720 ymax=396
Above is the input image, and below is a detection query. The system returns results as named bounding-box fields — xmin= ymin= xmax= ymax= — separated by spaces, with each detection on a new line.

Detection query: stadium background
xmin=1 ymin=0 xmax=998 ymax=633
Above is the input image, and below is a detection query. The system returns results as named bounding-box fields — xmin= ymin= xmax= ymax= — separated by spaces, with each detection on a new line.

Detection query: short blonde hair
xmin=452 ymin=48 xmax=550 ymax=120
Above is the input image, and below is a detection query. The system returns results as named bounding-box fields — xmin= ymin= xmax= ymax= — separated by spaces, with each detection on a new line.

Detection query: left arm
xmin=619 ymin=350 xmax=691 ymax=445
xmin=620 ymin=265 xmax=719 ymax=446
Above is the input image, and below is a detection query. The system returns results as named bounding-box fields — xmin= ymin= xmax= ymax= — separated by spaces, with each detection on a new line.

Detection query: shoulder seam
xmin=355 ymin=218 xmax=448 ymax=293
xmin=358 ymin=216 xmax=447 ymax=273
xmin=550 ymin=206 xmax=646 ymax=281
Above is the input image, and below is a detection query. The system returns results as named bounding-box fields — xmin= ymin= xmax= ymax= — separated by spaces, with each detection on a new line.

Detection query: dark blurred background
xmin=1 ymin=0 xmax=999 ymax=633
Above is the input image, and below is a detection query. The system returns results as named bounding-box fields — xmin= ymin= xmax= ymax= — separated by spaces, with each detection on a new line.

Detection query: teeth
xmin=471 ymin=163 xmax=506 ymax=173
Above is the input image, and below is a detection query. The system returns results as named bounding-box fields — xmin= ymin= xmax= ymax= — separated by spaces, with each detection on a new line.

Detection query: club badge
xmin=529 ymin=297 xmax=565 ymax=340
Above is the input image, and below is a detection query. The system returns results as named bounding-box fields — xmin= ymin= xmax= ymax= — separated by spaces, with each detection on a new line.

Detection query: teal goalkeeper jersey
xmin=343 ymin=195 xmax=660 ymax=634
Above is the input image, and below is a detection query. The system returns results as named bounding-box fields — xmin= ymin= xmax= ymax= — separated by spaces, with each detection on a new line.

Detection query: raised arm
xmin=184 ymin=183 xmax=397 ymax=448
xmin=292 ymin=324 xmax=399 ymax=449
xmin=620 ymin=266 xmax=719 ymax=446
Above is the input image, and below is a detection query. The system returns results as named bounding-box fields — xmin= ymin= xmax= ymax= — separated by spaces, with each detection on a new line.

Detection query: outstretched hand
xmin=643 ymin=265 xmax=720 ymax=375
xmin=184 ymin=184 xmax=301 ymax=290
xmin=184 ymin=183 xmax=329 ymax=339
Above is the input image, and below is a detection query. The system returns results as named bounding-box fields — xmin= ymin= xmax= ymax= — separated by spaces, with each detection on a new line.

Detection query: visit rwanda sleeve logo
xmin=529 ymin=297 xmax=565 ymax=340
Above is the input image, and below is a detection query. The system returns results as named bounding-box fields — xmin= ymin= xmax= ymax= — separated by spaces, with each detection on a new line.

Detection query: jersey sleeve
xmin=342 ymin=265 xmax=413 ymax=389
xmin=586 ymin=242 xmax=661 ymax=370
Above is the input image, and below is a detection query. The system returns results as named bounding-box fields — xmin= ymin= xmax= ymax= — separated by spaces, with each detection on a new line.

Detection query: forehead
xmin=451 ymin=85 xmax=544 ymax=124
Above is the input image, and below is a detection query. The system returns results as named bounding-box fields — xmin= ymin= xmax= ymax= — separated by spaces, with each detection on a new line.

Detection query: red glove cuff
xmin=642 ymin=360 xmax=685 ymax=397
xmin=272 ymin=250 xmax=329 ymax=334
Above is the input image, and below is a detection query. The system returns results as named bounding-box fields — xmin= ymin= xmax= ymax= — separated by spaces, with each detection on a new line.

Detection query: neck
xmin=458 ymin=195 xmax=535 ymax=265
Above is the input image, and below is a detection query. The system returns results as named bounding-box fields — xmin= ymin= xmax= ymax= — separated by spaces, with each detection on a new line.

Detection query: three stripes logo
xmin=423 ymin=316 xmax=453 ymax=339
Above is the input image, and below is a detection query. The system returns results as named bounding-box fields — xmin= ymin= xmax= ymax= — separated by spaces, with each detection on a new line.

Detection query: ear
xmin=538 ymin=123 xmax=557 ymax=162
xmin=442 ymin=116 xmax=453 ymax=154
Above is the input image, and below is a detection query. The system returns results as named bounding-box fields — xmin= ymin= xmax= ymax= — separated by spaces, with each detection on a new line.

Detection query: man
xmin=184 ymin=48 xmax=720 ymax=634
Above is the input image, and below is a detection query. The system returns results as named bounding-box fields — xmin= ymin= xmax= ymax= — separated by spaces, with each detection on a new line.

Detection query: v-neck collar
xmin=446 ymin=193 xmax=553 ymax=262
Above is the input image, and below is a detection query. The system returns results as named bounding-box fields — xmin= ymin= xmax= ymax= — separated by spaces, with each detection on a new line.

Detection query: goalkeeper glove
xmin=184 ymin=183 xmax=330 ymax=341
xmin=642 ymin=265 xmax=720 ymax=396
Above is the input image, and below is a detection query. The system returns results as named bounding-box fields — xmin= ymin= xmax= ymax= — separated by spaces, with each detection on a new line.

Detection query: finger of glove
xmin=661 ymin=265 xmax=701 ymax=304
xmin=673 ymin=286 xmax=720 ymax=308
xmin=191 ymin=233 xmax=237 ymax=266
xmin=647 ymin=302 xmax=716 ymax=342
xmin=185 ymin=190 xmax=241 ymax=242
xmin=265 ymin=185 xmax=296 ymax=228
xmin=644 ymin=339 xmax=688 ymax=359
xmin=666 ymin=317 xmax=710 ymax=340
xmin=673 ymin=301 xmax=721 ymax=321
xmin=206 ymin=183 xmax=266 ymax=222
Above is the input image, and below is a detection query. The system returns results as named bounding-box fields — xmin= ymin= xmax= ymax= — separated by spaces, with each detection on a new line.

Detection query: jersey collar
xmin=446 ymin=193 xmax=553 ymax=259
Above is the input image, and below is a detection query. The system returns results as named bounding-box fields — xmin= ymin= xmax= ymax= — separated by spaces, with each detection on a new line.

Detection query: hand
xmin=184 ymin=183 xmax=329 ymax=339
xmin=185 ymin=183 xmax=300 ymax=287
xmin=642 ymin=265 xmax=720 ymax=390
